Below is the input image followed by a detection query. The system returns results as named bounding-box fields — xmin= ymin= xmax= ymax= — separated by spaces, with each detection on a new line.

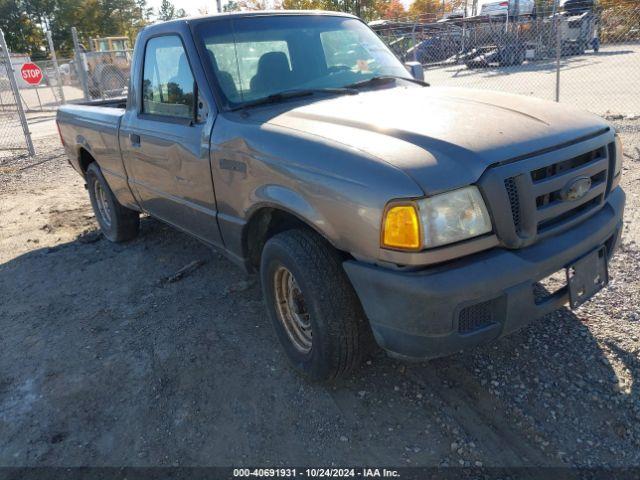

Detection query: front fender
xmin=217 ymin=184 xmax=341 ymax=268
xmin=251 ymin=184 xmax=340 ymax=242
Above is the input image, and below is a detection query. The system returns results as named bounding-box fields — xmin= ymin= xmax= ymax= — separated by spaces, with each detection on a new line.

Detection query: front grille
xmin=504 ymin=177 xmax=522 ymax=234
xmin=530 ymin=147 xmax=603 ymax=182
xmin=458 ymin=300 xmax=495 ymax=334
xmin=529 ymin=146 xmax=608 ymax=233
xmin=481 ymin=136 xmax=612 ymax=248
xmin=537 ymin=195 xmax=601 ymax=232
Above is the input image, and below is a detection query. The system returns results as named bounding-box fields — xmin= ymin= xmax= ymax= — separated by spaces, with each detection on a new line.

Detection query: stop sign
xmin=21 ymin=63 xmax=43 ymax=85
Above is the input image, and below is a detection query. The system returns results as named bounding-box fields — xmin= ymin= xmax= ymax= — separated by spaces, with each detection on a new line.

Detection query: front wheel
xmin=86 ymin=162 xmax=139 ymax=242
xmin=260 ymin=229 xmax=373 ymax=381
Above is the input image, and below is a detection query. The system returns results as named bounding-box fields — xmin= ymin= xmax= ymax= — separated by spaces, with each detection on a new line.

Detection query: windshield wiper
xmin=232 ymin=88 xmax=358 ymax=111
xmin=344 ymin=75 xmax=429 ymax=89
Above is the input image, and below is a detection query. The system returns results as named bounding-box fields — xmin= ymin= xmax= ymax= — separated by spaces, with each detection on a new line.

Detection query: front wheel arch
xmin=243 ymin=205 xmax=343 ymax=272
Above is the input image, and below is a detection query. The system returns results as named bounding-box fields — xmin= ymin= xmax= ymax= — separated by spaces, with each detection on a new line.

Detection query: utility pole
xmin=216 ymin=0 xmax=222 ymax=12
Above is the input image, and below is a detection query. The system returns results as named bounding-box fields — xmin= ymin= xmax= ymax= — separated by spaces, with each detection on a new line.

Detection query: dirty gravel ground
xmin=0 ymin=126 xmax=639 ymax=468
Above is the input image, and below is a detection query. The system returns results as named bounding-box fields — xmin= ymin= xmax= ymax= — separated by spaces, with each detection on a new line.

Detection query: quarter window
xmin=142 ymin=36 xmax=195 ymax=119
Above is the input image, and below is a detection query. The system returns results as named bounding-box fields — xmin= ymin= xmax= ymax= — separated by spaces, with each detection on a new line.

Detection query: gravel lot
xmin=426 ymin=42 xmax=640 ymax=116
xmin=0 ymin=123 xmax=639 ymax=468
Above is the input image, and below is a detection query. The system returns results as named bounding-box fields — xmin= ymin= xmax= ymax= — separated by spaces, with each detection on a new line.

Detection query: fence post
xmin=412 ymin=25 xmax=418 ymax=63
xmin=72 ymin=27 xmax=90 ymax=100
xmin=554 ymin=0 xmax=561 ymax=102
xmin=46 ymin=30 xmax=66 ymax=105
xmin=0 ymin=28 xmax=35 ymax=156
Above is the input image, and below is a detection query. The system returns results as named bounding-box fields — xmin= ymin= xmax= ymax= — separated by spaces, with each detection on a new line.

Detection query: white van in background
xmin=479 ymin=0 xmax=536 ymax=17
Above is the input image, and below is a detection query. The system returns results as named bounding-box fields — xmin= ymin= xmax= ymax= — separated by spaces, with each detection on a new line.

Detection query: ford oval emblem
xmin=561 ymin=177 xmax=592 ymax=202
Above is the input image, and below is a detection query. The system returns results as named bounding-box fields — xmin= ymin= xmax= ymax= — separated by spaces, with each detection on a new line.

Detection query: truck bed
xmin=68 ymin=97 xmax=127 ymax=109
xmin=57 ymin=101 xmax=126 ymax=185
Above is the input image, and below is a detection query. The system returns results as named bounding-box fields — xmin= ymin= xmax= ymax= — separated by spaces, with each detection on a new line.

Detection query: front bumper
xmin=344 ymin=187 xmax=625 ymax=360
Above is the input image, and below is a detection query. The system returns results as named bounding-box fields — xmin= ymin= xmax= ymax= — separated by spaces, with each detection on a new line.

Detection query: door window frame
xmin=139 ymin=33 xmax=200 ymax=126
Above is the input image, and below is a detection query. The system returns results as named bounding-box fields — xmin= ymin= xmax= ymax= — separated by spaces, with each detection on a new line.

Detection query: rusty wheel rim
xmin=94 ymin=179 xmax=112 ymax=228
xmin=273 ymin=266 xmax=312 ymax=354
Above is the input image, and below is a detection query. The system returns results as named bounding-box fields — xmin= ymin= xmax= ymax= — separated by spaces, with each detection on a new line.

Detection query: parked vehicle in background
xmin=558 ymin=0 xmax=599 ymax=54
xmin=81 ymin=36 xmax=132 ymax=97
xmin=479 ymin=0 xmax=536 ymax=17
xmin=57 ymin=11 xmax=625 ymax=382
xmin=90 ymin=36 xmax=130 ymax=53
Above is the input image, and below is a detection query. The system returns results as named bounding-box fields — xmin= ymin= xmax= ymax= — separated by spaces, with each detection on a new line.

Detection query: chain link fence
xmin=0 ymin=30 xmax=34 ymax=160
xmin=3 ymin=30 xmax=132 ymax=117
xmin=80 ymin=50 xmax=133 ymax=100
xmin=0 ymin=27 xmax=133 ymax=159
xmin=14 ymin=52 xmax=131 ymax=112
xmin=70 ymin=27 xmax=132 ymax=101
xmin=372 ymin=0 xmax=640 ymax=142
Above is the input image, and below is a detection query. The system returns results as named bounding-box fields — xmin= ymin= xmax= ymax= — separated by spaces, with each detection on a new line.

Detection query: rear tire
xmin=86 ymin=162 xmax=139 ymax=242
xmin=260 ymin=229 xmax=373 ymax=382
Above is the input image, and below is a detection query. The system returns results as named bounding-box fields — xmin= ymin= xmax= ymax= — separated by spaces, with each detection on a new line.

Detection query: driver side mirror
xmin=405 ymin=62 xmax=424 ymax=81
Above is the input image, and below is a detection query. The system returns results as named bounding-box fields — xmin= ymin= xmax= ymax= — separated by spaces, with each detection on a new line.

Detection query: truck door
xmin=119 ymin=33 xmax=222 ymax=246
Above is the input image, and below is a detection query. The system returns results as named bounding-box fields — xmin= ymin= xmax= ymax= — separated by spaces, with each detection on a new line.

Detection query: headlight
xmin=418 ymin=186 xmax=493 ymax=248
xmin=381 ymin=186 xmax=492 ymax=251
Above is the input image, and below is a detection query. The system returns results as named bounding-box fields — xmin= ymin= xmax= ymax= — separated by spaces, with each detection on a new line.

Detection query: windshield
xmin=195 ymin=15 xmax=412 ymax=108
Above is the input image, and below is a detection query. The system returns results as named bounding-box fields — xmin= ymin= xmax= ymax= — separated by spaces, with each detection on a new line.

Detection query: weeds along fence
xmin=372 ymin=0 xmax=640 ymax=127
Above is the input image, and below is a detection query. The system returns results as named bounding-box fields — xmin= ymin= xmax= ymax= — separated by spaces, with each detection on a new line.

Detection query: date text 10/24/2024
xmin=233 ymin=468 xmax=401 ymax=478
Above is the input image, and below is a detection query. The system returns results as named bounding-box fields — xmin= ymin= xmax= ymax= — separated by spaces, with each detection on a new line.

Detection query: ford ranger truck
xmin=56 ymin=11 xmax=626 ymax=381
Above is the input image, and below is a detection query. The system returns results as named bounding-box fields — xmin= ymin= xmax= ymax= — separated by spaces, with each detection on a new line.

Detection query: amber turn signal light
xmin=381 ymin=203 xmax=421 ymax=250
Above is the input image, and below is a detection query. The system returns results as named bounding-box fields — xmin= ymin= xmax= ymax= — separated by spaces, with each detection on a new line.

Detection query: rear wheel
xmin=86 ymin=162 xmax=139 ymax=242
xmin=260 ymin=229 xmax=373 ymax=382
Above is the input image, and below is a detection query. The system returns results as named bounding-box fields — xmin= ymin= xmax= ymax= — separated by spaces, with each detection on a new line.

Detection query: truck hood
xmin=251 ymin=86 xmax=610 ymax=194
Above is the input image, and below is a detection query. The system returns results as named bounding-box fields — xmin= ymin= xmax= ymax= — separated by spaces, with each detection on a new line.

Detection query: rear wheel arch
xmin=78 ymin=147 xmax=95 ymax=176
xmin=86 ymin=162 xmax=140 ymax=242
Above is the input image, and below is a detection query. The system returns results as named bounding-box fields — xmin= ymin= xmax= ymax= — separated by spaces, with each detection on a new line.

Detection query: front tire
xmin=260 ymin=229 xmax=373 ymax=382
xmin=86 ymin=162 xmax=139 ymax=242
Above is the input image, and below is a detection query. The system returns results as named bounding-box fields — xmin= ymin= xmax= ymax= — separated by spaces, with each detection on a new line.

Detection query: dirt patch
xmin=0 ymin=130 xmax=639 ymax=467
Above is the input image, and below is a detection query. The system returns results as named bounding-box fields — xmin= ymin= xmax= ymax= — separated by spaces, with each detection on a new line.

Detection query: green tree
xmin=157 ymin=0 xmax=186 ymax=20
xmin=0 ymin=0 xmax=46 ymax=58
xmin=223 ymin=0 xmax=241 ymax=10
xmin=281 ymin=0 xmax=324 ymax=9
xmin=0 ymin=0 xmax=153 ymax=57
xmin=280 ymin=0 xmax=387 ymax=20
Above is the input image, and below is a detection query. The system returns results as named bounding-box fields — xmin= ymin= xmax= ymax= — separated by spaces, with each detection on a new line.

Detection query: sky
xmin=147 ymin=0 xmax=416 ymax=17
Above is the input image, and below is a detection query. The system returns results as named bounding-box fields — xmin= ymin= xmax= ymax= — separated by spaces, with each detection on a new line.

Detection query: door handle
xmin=130 ymin=133 xmax=141 ymax=146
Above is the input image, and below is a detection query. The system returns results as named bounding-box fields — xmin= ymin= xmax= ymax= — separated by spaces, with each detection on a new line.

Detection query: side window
xmin=142 ymin=36 xmax=195 ymax=119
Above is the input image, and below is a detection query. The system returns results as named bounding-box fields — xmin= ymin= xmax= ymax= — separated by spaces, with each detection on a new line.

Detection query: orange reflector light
xmin=382 ymin=204 xmax=421 ymax=250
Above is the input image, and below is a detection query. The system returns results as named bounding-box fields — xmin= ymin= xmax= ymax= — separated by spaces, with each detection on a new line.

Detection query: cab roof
xmin=159 ymin=10 xmax=356 ymax=26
